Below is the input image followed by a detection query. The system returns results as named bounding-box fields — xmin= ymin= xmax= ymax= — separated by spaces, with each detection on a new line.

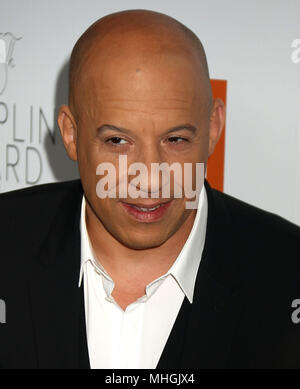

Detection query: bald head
xmin=58 ymin=9 xmax=225 ymax=251
xmin=68 ymin=9 xmax=212 ymax=114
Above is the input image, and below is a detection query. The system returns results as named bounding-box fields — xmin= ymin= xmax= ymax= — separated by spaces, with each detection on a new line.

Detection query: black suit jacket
xmin=1 ymin=179 xmax=300 ymax=369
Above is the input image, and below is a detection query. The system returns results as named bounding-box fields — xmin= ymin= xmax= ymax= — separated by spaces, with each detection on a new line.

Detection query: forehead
xmin=72 ymin=29 xmax=209 ymax=127
xmin=79 ymin=29 xmax=204 ymax=95
xmin=98 ymin=55 xmax=199 ymax=99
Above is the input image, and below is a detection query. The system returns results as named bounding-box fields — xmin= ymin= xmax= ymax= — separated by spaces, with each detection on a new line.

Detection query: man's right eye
xmin=105 ymin=137 xmax=128 ymax=145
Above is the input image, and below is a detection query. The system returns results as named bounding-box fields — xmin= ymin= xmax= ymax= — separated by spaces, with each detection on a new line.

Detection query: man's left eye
xmin=168 ymin=136 xmax=187 ymax=143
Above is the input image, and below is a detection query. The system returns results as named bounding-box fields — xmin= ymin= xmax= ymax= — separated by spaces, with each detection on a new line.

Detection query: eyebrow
xmin=96 ymin=123 xmax=197 ymax=135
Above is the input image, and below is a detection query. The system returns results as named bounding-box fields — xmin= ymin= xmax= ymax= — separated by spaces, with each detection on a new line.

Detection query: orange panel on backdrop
xmin=206 ymin=79 xmax=227 ymax=192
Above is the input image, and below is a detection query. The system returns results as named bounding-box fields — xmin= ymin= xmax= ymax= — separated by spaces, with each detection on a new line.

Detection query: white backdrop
xmin=0 ymin=0 xmax=300 ymax=224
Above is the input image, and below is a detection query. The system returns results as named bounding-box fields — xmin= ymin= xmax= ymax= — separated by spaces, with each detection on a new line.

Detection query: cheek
xmin=77 ymin=135 xmax=107 ymax=181
xmin=77 ymin=144 xmax=103 ymax=203
xmin=94 ymin=198 xmax=114 ymax=216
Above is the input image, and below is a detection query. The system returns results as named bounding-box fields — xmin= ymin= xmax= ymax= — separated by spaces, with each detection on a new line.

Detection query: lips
xmin=120 ymin=200 xmax=172 ymax=222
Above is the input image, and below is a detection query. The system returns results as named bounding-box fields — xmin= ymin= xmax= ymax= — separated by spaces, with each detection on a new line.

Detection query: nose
xmin=128 ymin=141 xmax=165 ymax=198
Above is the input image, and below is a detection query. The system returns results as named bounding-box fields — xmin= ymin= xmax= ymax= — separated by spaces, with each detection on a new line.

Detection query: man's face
xmin=72 ymin=41 xmax=210 ymax=249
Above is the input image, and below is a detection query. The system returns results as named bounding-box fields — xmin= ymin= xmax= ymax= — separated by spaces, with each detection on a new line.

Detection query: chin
xmin=118 ymin=234 xmax=168 ymax=250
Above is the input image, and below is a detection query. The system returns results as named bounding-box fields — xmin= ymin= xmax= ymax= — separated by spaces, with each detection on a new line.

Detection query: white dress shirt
xmin=78 ymin=188 xmax=208 ymax=369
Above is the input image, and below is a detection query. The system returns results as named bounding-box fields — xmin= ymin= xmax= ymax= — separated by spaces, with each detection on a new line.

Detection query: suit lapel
xmin=157 ymin=181 xmax=244 ymax=368
xmin=156 ymin=296 xmax=192 ymax=368
xmin=179 ymin=269 xmax=243 ymax=368
xmin=29 ymin=181 xmax=84 ymax=368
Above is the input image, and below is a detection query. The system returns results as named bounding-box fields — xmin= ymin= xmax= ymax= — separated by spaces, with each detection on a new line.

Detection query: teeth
xmin=133 ymin=205 xmax=161 ymax=212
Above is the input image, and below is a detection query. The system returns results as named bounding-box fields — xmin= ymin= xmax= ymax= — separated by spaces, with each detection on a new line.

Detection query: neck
xmin=85 ymin=201 xmax=196 ymax=285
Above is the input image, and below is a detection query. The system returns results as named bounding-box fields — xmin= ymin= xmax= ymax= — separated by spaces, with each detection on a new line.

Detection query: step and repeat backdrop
xmin=0 ymin=0 xmax=300 ymax=224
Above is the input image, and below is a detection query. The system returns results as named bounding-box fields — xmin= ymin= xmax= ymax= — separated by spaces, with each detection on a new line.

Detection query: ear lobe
xmin=208 ymin=98 xmax=226 ymax=157
xmin=57 ymin=105 xmax=78 ymax=161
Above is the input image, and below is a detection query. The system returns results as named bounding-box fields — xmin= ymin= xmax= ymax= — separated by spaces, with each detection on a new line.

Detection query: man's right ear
xmin=57 ymin=105 xmax=78 ymax=161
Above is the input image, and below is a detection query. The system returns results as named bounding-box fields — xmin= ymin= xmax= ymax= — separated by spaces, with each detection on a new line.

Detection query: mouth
xmin=120 ymin=200 xmax=173 ymax=223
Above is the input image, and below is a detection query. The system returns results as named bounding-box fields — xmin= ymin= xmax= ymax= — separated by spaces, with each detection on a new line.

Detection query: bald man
xmin=1 ymin=9 xmax=300 ymax=369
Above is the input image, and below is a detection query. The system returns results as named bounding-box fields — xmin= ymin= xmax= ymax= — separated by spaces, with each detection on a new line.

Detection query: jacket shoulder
xmin=209 ymin=187 xmax=300 ymax=302
xmin=0 ymin=179 xmax=81 ymax=204
xmin=0 ymin=179 xmax=82 ymax=243
xmin=0 ymin=179 xmax=82 ymax=216
xmin=212 ymin=187 xmax=300 ymax=238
